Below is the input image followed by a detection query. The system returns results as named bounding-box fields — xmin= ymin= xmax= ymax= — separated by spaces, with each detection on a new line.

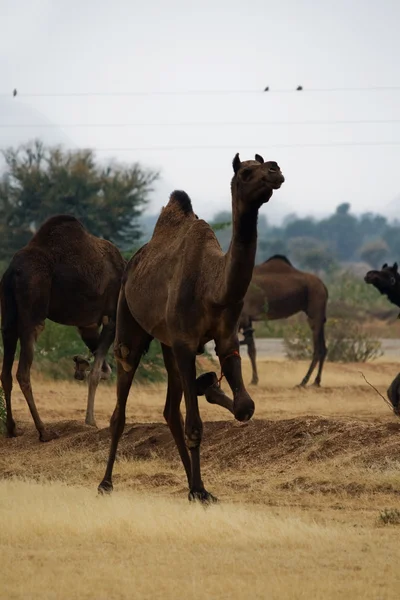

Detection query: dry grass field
xmin=1 ymin=357 xmax=400 ymax=599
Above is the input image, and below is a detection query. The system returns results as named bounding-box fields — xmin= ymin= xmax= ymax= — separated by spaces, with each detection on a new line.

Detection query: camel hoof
xmin=233 ymin=399 xmax=255 ymax=422
xmin=312 ymin=381 xmax=321 ymax=388
xmin=6 ymin=420 xmax=18 ymax=438
xmin=250 ymin=379 xmax=259 ymax=386
xmin=98 ymin=481 xmax=113 ymax=495
xmin=188 ymin=489 xmax=218 ymax=504
xmin=85 ymin=419 xmax=98 ymax=428
xmin=196 ymin=372 xmax=218 ymax=396
xmin=39 ymin=429 xmax=59 ymax=443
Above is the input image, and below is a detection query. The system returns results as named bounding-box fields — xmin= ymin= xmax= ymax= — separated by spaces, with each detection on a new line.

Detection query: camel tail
xmin=0 ymin=267 xmax=18 ymax=337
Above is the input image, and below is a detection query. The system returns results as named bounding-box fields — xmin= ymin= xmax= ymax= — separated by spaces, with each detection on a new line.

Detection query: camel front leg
xmin=173 ymin=342 xmax=217 ymax=503
xmin=84 ymin=320 xmax=116 ymax=427
xmin=215 ymin=336 xmax=255 ymax=422
xmin=195 ymin=371 xmax=234 ymax=414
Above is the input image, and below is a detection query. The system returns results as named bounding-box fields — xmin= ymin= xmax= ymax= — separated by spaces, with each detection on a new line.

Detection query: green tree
xmin=0 ymin=140 xmax=158 ymax=259
xmin=316 ymin=203 xmax=361 ymax=260
xmin=288 ymin=237 xmax=337 ymax=273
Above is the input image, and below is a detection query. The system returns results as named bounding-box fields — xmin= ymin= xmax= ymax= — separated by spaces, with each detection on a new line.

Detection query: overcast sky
xmin=1 ymin=0 xmax=399 ymax=223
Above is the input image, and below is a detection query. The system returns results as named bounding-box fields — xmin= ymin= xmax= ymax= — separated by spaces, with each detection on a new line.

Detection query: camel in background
xmin=365 ymin=261 xmax=400 ymax=414
xmin=0 ymin=215 xmax=125 ymax=441
xmin=239 ymin=255 xmax=328 ymax=386
xmin=98 ymin=153 xmax=284 ymax=502
xmin=364 ymin=262 xmax=400 ymax=307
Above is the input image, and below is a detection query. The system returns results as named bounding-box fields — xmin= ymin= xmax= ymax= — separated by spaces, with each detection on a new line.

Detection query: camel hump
xmin=39 ymin=214 xmax=84 ymax=231
xmin=265 ymin=254 xmax=293 ymax=266
xmin=168 ymin=190 xmax=194 ymax=215
xmin=30 ymin=214 xmax=86 ymax=244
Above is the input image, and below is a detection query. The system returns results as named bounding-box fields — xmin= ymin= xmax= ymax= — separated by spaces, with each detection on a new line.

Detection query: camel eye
xmin=390 ymin=276 xmax=396 ymax=286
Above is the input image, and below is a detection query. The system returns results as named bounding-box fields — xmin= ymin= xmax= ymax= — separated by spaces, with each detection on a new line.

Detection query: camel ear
xmin=232 ymin=153 xmax=241 ymax=174
xmin=382 ymin=263 xmax=388 ymax=269
xmin=393 ymin=262 xmax=398 ymax=273
xmin=255 ymin=154 xmax=264 ymax=164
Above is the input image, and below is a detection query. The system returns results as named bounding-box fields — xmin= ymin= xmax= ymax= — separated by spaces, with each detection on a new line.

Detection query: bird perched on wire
xmin=264 ymin=86 xmax=269 ymax=92
xmin=296 ymin=85 xmax=303 ymax=91
xmin=13 ymin=88 xmax=17 ymax=97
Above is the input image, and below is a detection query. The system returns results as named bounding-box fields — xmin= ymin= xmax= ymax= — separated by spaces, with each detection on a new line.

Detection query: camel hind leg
xmin=161 ymin=344 xmax=191 ymax=486
xmin=17 ymin=324 xmax=58 ymax=442
xmin=0 ymin=325 xmax=18 ymax=437
xmin=239 ymin=320 xmax=259 ymax=385
xmin=98 ymin=289 xmax=152 ymax=494
xmin=172 ymin=341 xmax=217 ymax=503
xmin=300 ymin=317 xmax=326 ymax=387
xmin=313 ymin=322 xmax=327 ymax=387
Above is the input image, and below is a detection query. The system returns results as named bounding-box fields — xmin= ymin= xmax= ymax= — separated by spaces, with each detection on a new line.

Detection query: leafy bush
xmin=326 ymin=271 xmax=391 ymax=317
xmin=283 ymin=317 xmax=383 ymax=363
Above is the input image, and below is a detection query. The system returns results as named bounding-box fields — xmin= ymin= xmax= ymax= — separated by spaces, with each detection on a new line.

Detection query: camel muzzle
xmin=364 ymin=272 xmax=375 ymax=283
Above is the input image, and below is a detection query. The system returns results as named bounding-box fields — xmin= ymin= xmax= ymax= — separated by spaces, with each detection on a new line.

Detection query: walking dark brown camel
xmin=0 ymin=215 xmax=125 ymax=441
xmin=239 ymin=255 xmax=328 ymax=386
xmin=98 ymin=153 xmax=284 ymax=502
xmin=365 ymin=262 xmax=400 ymax=414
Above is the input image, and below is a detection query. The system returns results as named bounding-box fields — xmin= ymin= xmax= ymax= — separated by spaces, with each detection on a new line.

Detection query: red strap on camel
xmin=217 ymin=350 xmax=241 ymax=386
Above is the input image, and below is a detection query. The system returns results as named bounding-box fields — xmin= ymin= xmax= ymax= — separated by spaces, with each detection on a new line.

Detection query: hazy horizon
xmin=1 ymin=0 xmax=400 ymax=224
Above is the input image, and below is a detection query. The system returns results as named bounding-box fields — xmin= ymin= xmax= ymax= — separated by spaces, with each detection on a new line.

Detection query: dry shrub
xmin=283 ymin=318 xmax=383 ymax=363
xmin=379 ymin=508 xmax=400 ymax=525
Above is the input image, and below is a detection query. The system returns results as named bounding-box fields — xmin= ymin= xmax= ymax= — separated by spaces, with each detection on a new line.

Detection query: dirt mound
xmin=120 ymin=417 xmax=400 ymax=469
xmin=2 ymin=416 xmax=400 ymax=472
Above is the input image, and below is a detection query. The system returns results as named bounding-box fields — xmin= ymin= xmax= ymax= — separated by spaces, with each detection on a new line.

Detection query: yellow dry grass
xmin=1 ymin=358 xmax=400 ymax=599
xmin=1 ymin=479 xmax=400 ymax=600
xmin=6 ymin=357 xmax=399 ymax=428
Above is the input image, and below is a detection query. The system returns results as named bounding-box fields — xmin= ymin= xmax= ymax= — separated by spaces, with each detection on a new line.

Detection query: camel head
xmin=364 ymin=262 xmax=400 ymax=307
xmin=232 ymin=153 xmax=284 ymax=207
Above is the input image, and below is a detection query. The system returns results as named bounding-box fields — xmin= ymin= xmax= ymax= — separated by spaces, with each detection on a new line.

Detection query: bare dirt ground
xmin=1 ymin=357 xmax=400 ymax=599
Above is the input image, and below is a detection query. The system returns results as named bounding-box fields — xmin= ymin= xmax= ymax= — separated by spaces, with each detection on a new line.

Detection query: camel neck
xmin=386 ymin=286 xmax=400 ymax=308
xmin=219 ymin=200 xmax=259 ymax=305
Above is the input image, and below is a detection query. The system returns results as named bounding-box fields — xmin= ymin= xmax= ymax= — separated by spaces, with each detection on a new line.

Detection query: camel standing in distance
xmin=239 ymin=255 xmax=328 ymax=387
xmin=365 ymin=262 xmax=400 ymax=414
xmin=0 ymin=215 xmax=125 ymax=441
xmin=364 ymin=262 xmax=400 ymax=307
xmin=98 ymin=153 xmax=284 ymax=502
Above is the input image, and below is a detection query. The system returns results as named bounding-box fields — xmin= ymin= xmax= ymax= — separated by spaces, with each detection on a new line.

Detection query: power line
xmin=1 ymin=118 xmax=400 ymax=128
xmin=3 ymin=85 xmax=400 ymax=98
xmin=4 ymin=141 xmax=394 ymax=152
